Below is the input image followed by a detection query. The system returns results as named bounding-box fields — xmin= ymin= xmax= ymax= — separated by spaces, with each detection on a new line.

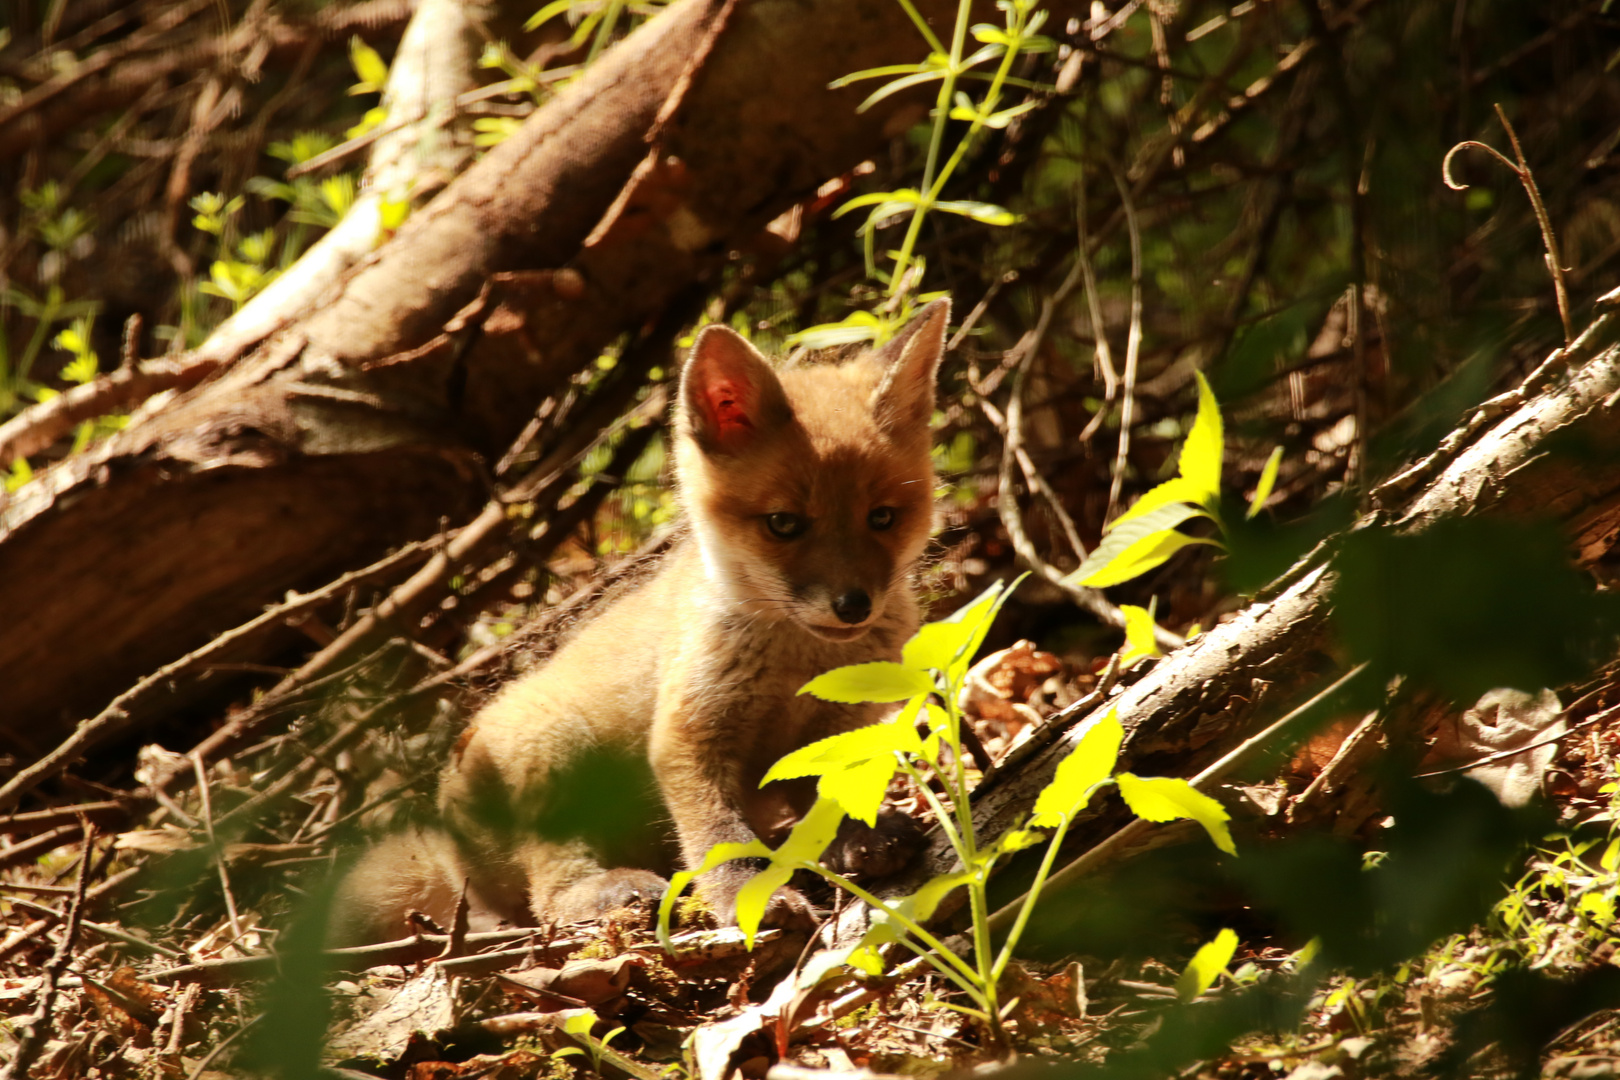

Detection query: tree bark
xmin=0 ymin=0 xmax=1026 ymax=750
xmin=900 ymin=313 xmax=1620 ymax=893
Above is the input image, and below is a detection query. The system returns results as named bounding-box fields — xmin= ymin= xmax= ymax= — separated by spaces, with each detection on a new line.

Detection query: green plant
xmin=346 ymin=36 xmax=390 ymax=138
xmin=787 ymin=0 xmax=1051 ymax=349
xmin=0 ymin=283 xmax=99 ymax=419
xmin=1066 ymin=372 xmax=1281 ymax=591
xmin=551 ymin=1008 xmax=628 ymax=1072
xmin=658 ymin=578 xmax=1235 ymax=1039
xmin=525 ymin=0 xmax=672 ymax=68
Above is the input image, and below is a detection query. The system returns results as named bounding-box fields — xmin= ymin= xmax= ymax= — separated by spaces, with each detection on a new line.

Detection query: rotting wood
xmin=0 ymin=0 xmax=1050 ymax=749
xmin=874 ymin=313 xmax=1620 ymax=916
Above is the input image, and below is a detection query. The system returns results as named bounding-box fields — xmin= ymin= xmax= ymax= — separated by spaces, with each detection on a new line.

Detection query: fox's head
xmin=674 ymin=300 xmax=949 ymax=641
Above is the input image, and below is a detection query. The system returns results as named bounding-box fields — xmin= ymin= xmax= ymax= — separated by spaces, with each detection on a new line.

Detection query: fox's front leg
xmin=648 ymin=703 xmax=820 ymax=931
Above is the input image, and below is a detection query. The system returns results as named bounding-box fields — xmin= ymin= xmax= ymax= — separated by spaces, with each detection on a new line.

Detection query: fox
xmin=333 ymin=300 xmax=950 ymax=942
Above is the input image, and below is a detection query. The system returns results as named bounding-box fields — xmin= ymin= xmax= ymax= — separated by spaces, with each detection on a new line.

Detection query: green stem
xmin=888 ymin=0 xmax=972 ymax=293
xmin=808 ymin=864 xmax=986 ymax=992
xmin=991 ymin=814 xmax=1071 ymax=983
xmin=897 ymin=756 xmax=968 ymax=867
xmin=893 ymin=936 xmax=993 ymax=1006
xmin=939 ymin=694 xmax=1003 ymax=1036
xmin=892 ymin=0 xmax=946 ymax=54
xmin=586 ymin=0 xmax=627 ymax=66
xmin=890 ymin=0 xmax=1031 ymax=295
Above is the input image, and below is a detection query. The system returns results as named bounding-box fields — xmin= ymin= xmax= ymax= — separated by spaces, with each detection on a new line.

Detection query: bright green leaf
xmin=1116 ymin=774 xmax=1236 ymax=855
xmin=1178 ymin=371 xmax=1224 ymax=506
xmin=862 ymin=869 xmax=974 ymax=948
xmin=524 ymin=0 xmax=577 ymax=31
xmin=733 ymin=798 xmax=846 ymax=947
xmin=1069 ymin=503 xmax=1215 ymax=588
xmin=834 ymin=189 xmax=923 ymax=218
xmin=1118 ymin=604 xmax=1162 ymax=667
xmin=902 ymin=579 xmax=1006 ymax=672
xmin=1105 ymin=476 xmax=1206 ymax=533
xmin=763 ymin=703 xmax=924 ymax=825
xmin=933 ymin=200 xmax=1019 ymax=226
xmin=657 ymin=837 xmax=770 ymax=949
xmin=799 ymin=662 xmax=934 ymax=703
xmin=348 ymin=36 xmax=390 ymax=94
xmin=1176 ymin=928 xmax=1238 ymax=1002
xmin=1246 ymin=446 xmax=1284 ymax=519
xmin=1030 ymin=708 xmax=1123 ymax=827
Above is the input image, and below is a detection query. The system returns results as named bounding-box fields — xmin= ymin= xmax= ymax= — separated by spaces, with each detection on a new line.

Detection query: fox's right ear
xmin=679 ymin=325 xmax=791 ymax=454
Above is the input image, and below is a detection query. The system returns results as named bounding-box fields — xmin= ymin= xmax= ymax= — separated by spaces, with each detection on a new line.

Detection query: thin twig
xmin=984 ymin=664 xmax=1368 ymax=933
xmin=192 ymin=751 xmax=244 ymax=943
xmin=0 ymin=822 xmax=94 ymax=1080
xmin=1442 ymin=103 xmax=1574 ymax=345
xmin=0 ymin=536 xmax=437 ymax=814
xmin=994 ymin=236 xmax=1130 ymax=632
xmin=1104 ymin=165 xmax=1144 ymax=524
xmin=1074 ymin=169 xmax=1119 ymax=440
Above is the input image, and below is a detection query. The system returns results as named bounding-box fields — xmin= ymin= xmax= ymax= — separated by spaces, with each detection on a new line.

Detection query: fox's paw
xmin=701 ymin=865 xmax=820 ymax=932
xmin=759 ymin=886 xmax=821 ymax=932
xmin=549 ymin=868 xmax=670 ymax=923
xmin=823 ymin=810 xmax=925 ymax=880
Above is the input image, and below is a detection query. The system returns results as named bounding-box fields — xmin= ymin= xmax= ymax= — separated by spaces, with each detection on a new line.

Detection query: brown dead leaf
xmin=83 ymin=966 xmax=164 ymax=1046
xmin=1001 ymin=960 xmax=1087 ymax=1033
xmin=691 ymin=972 xmax=798 ymax=1080
xmin=326 ymin=966 xmax=456 ymax=1063
xmin=960 ymin=641 xmax=1063 ymax=736
xmin=1427 ymin=687 xmax=1565 ymax=807
xmin=499 ymin=954 xmax=643 ymax=1012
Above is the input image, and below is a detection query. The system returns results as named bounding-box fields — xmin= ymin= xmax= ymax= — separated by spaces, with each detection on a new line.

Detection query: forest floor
xmin=5 ymin=624 xmax=1620 ymax=1080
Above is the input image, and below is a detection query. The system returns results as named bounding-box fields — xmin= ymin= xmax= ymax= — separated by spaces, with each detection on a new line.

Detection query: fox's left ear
xmin=870 ymin=299 xmax=950 ymax=434
xmin=680 ymin=324 xmax=792 ymax=455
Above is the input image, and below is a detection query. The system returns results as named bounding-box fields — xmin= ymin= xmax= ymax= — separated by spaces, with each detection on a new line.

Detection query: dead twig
xmin=0 ymin=821 xmax=93 ymax=1080
xmin=1104 ymin=165 xmax=1144 ymax=525
xmin=983 ymin=664 xmax=1368 ymax=934
xmin=1443 ymin=103 xmax=1574 ymax=345
xmin=0 ymin=534 xmax=438 ymax=814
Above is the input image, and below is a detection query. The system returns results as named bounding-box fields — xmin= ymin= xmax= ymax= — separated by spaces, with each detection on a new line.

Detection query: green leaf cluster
xmin=661 ymin=574 xmax=1237 ymax=1039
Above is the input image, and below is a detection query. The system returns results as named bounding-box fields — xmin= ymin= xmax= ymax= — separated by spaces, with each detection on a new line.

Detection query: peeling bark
xmin=0 ymin=0 xmax=1025 ymax=747
xmin=898 ymin=315 xmax=1620 ymax=893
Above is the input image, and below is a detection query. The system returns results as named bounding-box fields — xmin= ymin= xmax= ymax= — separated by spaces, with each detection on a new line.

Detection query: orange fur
xmin=334 ymin=301 xmax=950 ymax=942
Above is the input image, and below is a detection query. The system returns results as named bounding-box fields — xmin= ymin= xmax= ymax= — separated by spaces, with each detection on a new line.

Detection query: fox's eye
xmin=868 ymin=507 xmax=896 ymax=531
xmin=766 ymin=512 xmax=809 ymax=539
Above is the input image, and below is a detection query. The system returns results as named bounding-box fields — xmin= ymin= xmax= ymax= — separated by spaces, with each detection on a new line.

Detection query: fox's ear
xmin=870 ymin=298 xmax=950 ymax=434
xmin=680 ymin=325 xmax=791 ymax=454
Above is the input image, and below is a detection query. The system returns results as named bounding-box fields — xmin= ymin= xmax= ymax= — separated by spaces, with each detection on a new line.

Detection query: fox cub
xmin=335 ymin=300 xmax=950 ymax=941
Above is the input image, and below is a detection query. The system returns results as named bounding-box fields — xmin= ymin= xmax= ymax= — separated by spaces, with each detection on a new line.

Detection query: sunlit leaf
xmin=1069 ymin=502 xmax=1216 ymax=588
xmin=1176 ymin=928 xmax=1239 ymax=1002
xmin=1179 ymin=371 xmax=1224 ymax=506
xmin=1030 ymin=708 xmax=1123 ymax=827
xmin=1118 ymin=604 xmax=1163 ymax=667
xmin=524 ymin=0 xmax=577 ymax=31
xmin=902 ymin=579 xmax=1005 ymax=672
xmin=830 ymin=60 xmax=943 ymax=88
xmin=800 ymin=662 xmax=934 ymax=704
xmin=733 ymin=798 xmax=845 ymax=947
xmin=763 ymin=702 xmax=925 ymax=825
xmin=1104 ymin=476 xmax=1205 ymax=533
xmin=657 ymin=838 xmax=770 ymax=949
xmin=348 ymin=36 xmax=389 ymax=95
xmin=1116 ymin=773 xmax=1236 ymax=855
xmin=1246 ymin=446 xmax=1284 ymax=519
xmin=862 ymin=869 xmax=974 ymax=948
xmin=854 ymin=68 xmax=952 ymax=113
xmin=933 ymin=200 xmax=1019 ymax=226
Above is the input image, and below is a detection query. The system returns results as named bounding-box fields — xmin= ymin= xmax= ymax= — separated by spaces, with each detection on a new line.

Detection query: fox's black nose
xmin=832 ymin=589 xmax=871 ymax=625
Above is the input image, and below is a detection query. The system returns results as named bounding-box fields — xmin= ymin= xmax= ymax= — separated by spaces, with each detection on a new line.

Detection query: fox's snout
xmin=832 ymin=589 xmax=871 ymax=625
